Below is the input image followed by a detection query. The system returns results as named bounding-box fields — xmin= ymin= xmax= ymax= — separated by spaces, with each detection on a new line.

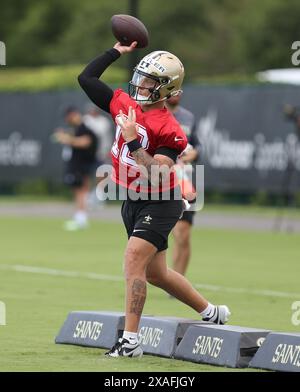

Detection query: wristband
xmin=127 ymin=139 xmax=142 ymax=153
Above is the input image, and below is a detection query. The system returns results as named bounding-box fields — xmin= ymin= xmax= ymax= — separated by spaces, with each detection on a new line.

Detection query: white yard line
xmin=0 ymin=263 xmax=299 ymax=300
xmin=0 ymin=264 xmax=123 ymax=282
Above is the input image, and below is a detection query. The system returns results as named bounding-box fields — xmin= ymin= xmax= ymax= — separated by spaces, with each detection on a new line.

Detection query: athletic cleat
xmin=63 ymin=220 xmax=88 ymax=231
xmin=105 ymin=338 xmax=143 ymax=358
xmin=202 ymin=305 xmax=231 ymax=325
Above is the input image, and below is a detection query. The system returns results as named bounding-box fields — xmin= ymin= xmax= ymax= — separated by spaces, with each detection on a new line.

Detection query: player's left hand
xmin=116 ymin=106 xmax=139 ymax=142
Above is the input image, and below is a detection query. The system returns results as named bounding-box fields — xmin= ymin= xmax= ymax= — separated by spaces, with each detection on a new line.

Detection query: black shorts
xmin=64 ymin=163 xmax=95 ymax=188
xmin=121 ymin=198 xmax=183 ymax=252
xmin=179 ymin=210 xmax=195 ymax=225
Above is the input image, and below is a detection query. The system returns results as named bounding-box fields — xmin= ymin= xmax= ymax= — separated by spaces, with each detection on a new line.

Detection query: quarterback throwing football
xmin=78 ymin=41 xmax=230 ymax=358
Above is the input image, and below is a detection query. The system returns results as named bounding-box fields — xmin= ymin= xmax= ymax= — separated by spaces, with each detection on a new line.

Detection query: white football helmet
xmin=129 ymin=51 xmax=185 ymax=105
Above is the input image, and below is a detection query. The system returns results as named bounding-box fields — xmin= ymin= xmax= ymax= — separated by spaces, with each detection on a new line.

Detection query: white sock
xmin=74 ymin=210 xmax=88 ymax=226
xmin=200 ymin=303 xmax=216 ymax=319
xmin=122 ymin=331 xmax=138 ymax=344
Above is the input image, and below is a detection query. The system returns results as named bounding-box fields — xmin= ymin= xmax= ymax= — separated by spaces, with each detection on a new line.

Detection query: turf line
xmin=1 ymin=263 xmax=299 ymax=300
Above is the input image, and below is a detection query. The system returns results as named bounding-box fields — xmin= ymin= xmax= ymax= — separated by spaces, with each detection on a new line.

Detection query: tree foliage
xmin=1 ymin=0 xmax=299 ymax=77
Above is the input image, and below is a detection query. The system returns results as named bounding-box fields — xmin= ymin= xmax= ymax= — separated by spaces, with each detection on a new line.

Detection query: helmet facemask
xmin=129 ymin=69 xmax=170 ymax=105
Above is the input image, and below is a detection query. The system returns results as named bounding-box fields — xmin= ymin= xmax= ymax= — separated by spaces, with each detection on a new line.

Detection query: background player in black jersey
xmin=54 ymin=106 xmax=98 ymax=230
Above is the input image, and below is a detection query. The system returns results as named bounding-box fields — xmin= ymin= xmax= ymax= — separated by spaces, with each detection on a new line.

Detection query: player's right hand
xmin=114 ymin=41 xmax=137 ymax=55
xmin=52 ymin=129 xmax=73 ymax=145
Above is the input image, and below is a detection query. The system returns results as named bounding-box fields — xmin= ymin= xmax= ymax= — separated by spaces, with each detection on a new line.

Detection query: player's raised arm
xmin=78 ymin=41 xmax=137 ymax=113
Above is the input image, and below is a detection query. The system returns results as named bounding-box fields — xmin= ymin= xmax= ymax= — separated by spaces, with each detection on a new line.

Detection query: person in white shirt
xmin=83 ymin=103 xmax=113 ymax=164
xmin=83 ymin=103 xmax=113 ymax=206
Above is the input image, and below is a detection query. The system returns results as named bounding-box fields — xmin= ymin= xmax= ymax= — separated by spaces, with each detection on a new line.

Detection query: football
xmin=111 ymin=14 xmax=149 ymax=48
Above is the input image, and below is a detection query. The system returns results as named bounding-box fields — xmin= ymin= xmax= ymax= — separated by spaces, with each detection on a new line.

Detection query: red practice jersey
xmin=109 ymin=89 xmax=187 ymax=193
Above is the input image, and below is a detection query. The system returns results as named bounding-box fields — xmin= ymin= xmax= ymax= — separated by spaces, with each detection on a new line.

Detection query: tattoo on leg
xmin=130 ymin=279 xmax=146 ymax=315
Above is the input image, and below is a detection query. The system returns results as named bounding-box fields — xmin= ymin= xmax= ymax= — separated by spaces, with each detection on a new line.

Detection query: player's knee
xmin=124 ymin=246 xmax=145 ymax=278
xmin=146 ymin=274 xmax=160 ymax=287
xmin=146 ymin=271 xmax=166 ymax=287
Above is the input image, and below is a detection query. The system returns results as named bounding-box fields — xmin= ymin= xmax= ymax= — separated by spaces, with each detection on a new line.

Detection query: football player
xmin=166 ymin=93 xmax=200 ymax=277
xmin=78 ymin=41 xmax=230 ymax=358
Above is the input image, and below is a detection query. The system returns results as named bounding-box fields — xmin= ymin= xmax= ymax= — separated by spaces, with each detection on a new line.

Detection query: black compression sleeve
xmin=78 ymin=48 xmax=121 ymax=113
xmin=154 ymin=146 xmax=179 ymax=163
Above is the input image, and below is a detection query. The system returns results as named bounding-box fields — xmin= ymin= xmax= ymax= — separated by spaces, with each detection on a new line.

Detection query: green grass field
xmin=0 ymin=215 xmax=299 ymax=372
